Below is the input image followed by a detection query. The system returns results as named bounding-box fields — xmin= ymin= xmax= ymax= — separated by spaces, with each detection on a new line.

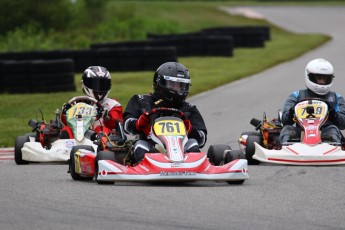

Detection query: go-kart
xmin=243 ymin=98 xmax=345 ymax=165
xmin=68 ymin=119 xmax=132 ymax=181
xmin=238 ymin=111 xmax=283 ymax=165
xmin=14 ymin=96 xmax=98 ymax=164
xmin=87 ymin=107 xmax=248 ymax=185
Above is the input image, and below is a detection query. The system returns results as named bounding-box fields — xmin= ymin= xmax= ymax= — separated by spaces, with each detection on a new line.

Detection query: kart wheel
xmin=24 ymin=133 xmax=36 ymax=138
xmin=69 ymin=145 xmax=95 ymax=181
xmin=225 ymin=150 xmax=246 ymax=185
xmin=241 ymin=131 xmax=261 ymax=136
xmin=245 ymin=135 xmax=261 ymax=165
xmin=227 ymin=179 xmax=245 ymax=185
xmin=224 ymin=150 xmax=245 ymax=164
xmin=95 ymin=151 xmax=115 ymax=185
xmin=207 ymin=144 xmax=231 ymax=166
xmin=14 ymin=136 xmax=29 ymax=165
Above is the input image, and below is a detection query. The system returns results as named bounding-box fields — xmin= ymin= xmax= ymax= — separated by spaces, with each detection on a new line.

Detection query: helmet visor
xmin=162 ymin=75 xmax=190 ymax=93
xmin=83 ymin=77 xmax=111 ymax=92
xmin=308 ymin=73 xmax=334 ymax=85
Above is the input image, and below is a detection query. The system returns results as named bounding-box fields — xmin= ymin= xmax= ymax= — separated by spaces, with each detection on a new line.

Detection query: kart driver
xmin=59 ymin=66 xmax=123 ymax=139
xmin=280 ymin=58 xmax=345 ymax=145
xmin=123 ymin=62 xmax=207 ymax=164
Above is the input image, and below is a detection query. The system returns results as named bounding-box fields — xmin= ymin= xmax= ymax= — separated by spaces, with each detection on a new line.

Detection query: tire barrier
xmin=91 ymin=35 xmax=233 ymax=57
xmin=0 ymin=46 xmax=177 ymax=73
xmin=0 ymin=60 xmax=7 ymax=93
xmin=30 ymin=59 xmax=75 ymax=93
xmin=201 ymin=26 xmax=269 ymax=48
xmin=3 ymin=60 xmax=32 ymax=94
xmin=147 ymin=26 xmax=270 ymax=48
xmin=1 ymin=59 xmax=76 ymax=94
xmin=97 ymin=46 xmax=177 ymax=71
xmin=0 ymin=25 xmax=268 ymax=79
xmin=143 ymin=46 xmax=178 ymax=70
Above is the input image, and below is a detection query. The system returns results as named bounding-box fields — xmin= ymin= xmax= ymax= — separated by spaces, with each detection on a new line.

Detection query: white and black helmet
xmin=305 ymin=58 xmax=334 ymax=95
xmin=81 ymin=66 xmax=111 ymax=101
xmin=153 ymin=62 xmax=191 ymax=107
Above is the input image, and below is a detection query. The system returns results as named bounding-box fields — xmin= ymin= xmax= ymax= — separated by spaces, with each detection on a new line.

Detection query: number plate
xmin=66 ymin=103 xmax=96 ymax=120
xmin=153 ymin=119 xmax=186 ymax=136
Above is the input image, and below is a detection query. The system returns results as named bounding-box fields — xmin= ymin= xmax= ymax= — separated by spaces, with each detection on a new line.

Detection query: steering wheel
xmin=296 ymin=97 xmax=330 ymax=109
xmin=68 ymin=96 xmax=98 ymax=106
xmin=147 ymin=107 xmax=187 ymax=120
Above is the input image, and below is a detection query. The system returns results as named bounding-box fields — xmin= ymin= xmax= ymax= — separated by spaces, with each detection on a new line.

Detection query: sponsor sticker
xmin=160 ymin=171 xmax=196 ymax=176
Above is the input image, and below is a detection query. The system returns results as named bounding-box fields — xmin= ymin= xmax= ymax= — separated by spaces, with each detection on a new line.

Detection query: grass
xmin=0 ymin=2 xmax=330 ymax=147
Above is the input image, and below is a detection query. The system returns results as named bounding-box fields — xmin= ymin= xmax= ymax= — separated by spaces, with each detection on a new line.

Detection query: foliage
xmin=0 ymin=0 xmax=72 ymax=35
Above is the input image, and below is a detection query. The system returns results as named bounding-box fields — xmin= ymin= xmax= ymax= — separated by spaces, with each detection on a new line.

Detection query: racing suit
xmin=60 ymin=97 xmax=123 ymax=139
xmin=280 ymin=89 xmax=345 ymax=144
xmin=123 ymin=93 xmax=207 ymax=164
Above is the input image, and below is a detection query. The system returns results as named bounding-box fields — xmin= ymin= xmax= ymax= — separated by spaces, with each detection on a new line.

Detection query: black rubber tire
xmin=228 ymin=179 xmax=245 ymax=185
xmin=31 ymin=72 xmax=74 ymax=85
xmin=95 ymin=151 xmax=116 ymax=185
xmin=69 ymin=145 xmax=95 ymax=181
xmin=30 ymin=59 xmax=74 ymax=73
xmin=241 ymin=131 xmax=261 ymax=136
xmin=225 ymin=150 xmax=246 ymax=185
xmin=224 ymin=150 xmax=245 ymax=164
xmin=14 ymin=136 xmax=29 ymax=165
xmin=207 ymin=144 xmax=231 ymax=166
xmin=245 ymin=135 xmax=262 ymax=165
xmin=32 ymin=83 xmax=76 ymax=93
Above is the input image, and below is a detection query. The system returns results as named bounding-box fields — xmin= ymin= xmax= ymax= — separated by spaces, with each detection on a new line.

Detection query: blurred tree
xmin=0 ymin=0 xmax=72 ymax=35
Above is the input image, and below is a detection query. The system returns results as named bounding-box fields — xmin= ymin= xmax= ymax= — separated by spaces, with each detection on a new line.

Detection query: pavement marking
xmin=0 ymin=148 xmax=14 ymax=161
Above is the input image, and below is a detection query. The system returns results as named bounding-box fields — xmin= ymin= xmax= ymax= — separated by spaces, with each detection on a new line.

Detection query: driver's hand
xmin=97 ymin=107 xmax=104 ymax=118
xmin=97 ymin=107 xmax=109 ymax=120
xmin=184 ymin=119 xmax=192 ymax=135
xmin=135 ymin=112 xmax=150 ymax=133
xmin=328 ymin=108 xmax=338 ymax=122
xmin=287 ymin=107 xmax=294 ymax=119
xmin=61 ymin=103 xmax=71 ymax=114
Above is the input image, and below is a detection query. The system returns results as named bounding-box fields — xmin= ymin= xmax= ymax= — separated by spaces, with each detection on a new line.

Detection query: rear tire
xmin=69 ymin=145 xmax=95 ymax=181
xmin=95 ymin=151 xmax=116 ymax=185
xmin=14 ymin=136 xmax=29 ymax=165
xmin=207 ymin=144 xmax=231 ymax=166
xmin=245 ymin=135 xmax=262 ymax=165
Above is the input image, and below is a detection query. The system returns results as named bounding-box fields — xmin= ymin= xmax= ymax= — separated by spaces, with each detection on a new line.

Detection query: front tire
xmin=69 ymin=145 xmax=95 ymax=181
xmin=225 ymin=150 xmax=246 ymax=185
xmin=15 ymin=136 xmax=29 ymax=165
xmin=224 ymin=150 xmax=245 ymax=164
xmin=245 ymin=135 xmax=262 ymax=165
xmin=95 ymin=151 xmax=116 ymax=185
xmin=207 ymin=144 xmax=231 ymax=166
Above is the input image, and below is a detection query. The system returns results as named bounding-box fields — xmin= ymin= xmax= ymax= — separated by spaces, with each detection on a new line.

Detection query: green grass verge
xmin=0 ymin=2 xmax=330 ymax=147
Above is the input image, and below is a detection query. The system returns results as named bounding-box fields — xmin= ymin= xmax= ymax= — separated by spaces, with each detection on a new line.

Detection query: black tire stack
xmin=30 ymin=59 xmax=75 ymax=93
xmin=201 ymin=26 xmax=270 ymax=48
xmin=1 ymin=59 xmax=75 ymax=94
xmin=2 ymin=60 xmax=32 ymax=94
xmin=92 ymin=35 xmax=233 ymax=57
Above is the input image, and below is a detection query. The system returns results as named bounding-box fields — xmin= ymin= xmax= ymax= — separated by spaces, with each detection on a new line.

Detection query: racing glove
xmin=184 ymin=119 xmax=192 ymax=135
xmin=328 ymin=108 xmax=338 ymax=123
xmin=135 ymin=112 xmax=150 ymax=134
xmin=61 ymin=103 xmax=71 ymax=114
xmin=97 ymin=107 xmax=110 ymax=121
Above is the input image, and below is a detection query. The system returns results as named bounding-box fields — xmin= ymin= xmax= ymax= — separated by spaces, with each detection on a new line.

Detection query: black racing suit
xmin=123 ymin=93 xmax=207 ymax=163
xmin=280 ymin=89 xmax=345 ymax=144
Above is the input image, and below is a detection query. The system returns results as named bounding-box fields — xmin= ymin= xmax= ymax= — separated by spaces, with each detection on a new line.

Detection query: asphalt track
xmin=1 ymin=6 xmax=345 ymax=230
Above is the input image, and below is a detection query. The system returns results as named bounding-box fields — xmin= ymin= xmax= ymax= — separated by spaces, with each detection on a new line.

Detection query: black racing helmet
xmin=153 ymin=62 xmax=191 ymax=107
xmin=81 ymin=66 xmax=111 ymax=101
